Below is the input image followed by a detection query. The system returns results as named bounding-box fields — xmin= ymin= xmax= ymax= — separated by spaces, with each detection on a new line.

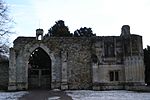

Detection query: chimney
xmin=121 ymin=25 xmax=130 ymax=36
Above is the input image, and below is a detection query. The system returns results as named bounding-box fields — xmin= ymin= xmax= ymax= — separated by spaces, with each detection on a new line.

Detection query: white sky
xmin=6 ymin=0 xmax=150 ymax=48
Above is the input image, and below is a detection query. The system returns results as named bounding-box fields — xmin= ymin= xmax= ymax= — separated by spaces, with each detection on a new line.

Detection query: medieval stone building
xmin=8 ymin=25 xmax=145 ymax=90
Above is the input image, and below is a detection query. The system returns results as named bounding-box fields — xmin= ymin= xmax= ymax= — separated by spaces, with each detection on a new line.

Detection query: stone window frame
xmin=109 ymin=70 xmax=119 ymax=81
xmin=104 ymin=42 xmax=115 ymax=57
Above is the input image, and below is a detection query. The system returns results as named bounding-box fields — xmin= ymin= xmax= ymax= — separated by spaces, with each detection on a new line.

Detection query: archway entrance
xmin=28 ymin=47 xmax=51 ymax=89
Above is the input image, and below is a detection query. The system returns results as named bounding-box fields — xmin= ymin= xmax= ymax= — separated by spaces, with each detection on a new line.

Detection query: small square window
xmin=109 ymin=71 xmax=119 ymax=81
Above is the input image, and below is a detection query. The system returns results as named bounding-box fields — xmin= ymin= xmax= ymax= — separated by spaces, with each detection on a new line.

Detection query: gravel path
xmin=19 ymin=89 xmax=72 ymax=100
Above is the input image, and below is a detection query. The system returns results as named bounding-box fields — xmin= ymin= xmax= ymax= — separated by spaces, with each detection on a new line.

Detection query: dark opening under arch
xmin=28 ymin=47 xmax=51 ymax=89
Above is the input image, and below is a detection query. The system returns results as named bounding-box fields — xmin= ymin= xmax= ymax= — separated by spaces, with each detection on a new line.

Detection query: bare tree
xmin=0 ymin=0 xmax=14 ymax=58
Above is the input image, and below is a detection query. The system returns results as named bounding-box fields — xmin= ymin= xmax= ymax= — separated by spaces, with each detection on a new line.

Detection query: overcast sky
xmin=6 ymin=0 xmax=150 ymax=48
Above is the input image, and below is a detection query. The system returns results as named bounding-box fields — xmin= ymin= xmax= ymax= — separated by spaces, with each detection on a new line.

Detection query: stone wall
xmin=8 ymin=30 xmax=145 ymax=90
xmin=92 ymin=64 xmax=125 ymax=90
xmin=0 ymin=60 xmax=9 ymax=90
xmin=123 ymin=35 xmax=145 ymax=88
xmin=44 ymin=37 xmax=93 ymax=89
xmin=9 ymin=37 xmax=93 ymax=90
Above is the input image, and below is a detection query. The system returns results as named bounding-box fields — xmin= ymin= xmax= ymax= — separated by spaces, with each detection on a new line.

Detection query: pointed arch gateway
xmin=28 ymin=47 xmax=51 ymax=89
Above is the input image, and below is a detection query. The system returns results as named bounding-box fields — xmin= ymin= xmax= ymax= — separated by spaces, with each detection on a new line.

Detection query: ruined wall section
xmin=10 ymin=37 xmax=93 ymax=90
xmin=92 ymin=36 xmax=125 ymax=90
xmin=13 ymin=37 xmax=36 ymax=50
xmin=123 ymin=35 xmax=145 ymax=89
xmin=42 ymin=38 xmax=62 ymax=89
xmin=44 ymin=37 xmax=93 ymax=89
xmin=8 ymin=37 xmax=36 ymax=90
xmin=9 ymin=33 xmax=145 ymax=91
xmin=64 ymin=38 xmax=92 ymax=89
xmin=12 ymin=37 xmax=64 ymax=90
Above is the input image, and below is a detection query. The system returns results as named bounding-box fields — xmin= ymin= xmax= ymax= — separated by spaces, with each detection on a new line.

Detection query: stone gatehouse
xmin=8 ymin=25 xmax=145 ymax=90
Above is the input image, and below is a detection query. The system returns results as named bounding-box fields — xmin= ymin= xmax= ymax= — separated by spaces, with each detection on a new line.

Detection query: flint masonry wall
xmin=9 ymin=37 xmax=93 ymax=90
xmin=8 ymin=27 xmax=145 ymax=90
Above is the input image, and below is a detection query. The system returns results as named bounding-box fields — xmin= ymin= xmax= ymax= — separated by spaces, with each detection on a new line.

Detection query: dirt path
xmin=19 ymin=89 xmax=72 ymax=100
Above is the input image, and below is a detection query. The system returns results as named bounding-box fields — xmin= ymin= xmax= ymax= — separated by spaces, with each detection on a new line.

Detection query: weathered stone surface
xmin=7 ymin=25 xmax=145 ymax=91
xmin=0 ymin=60 xmax=8 ymax=90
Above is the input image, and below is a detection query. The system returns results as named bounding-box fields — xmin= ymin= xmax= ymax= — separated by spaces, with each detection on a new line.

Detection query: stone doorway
xmin=28 ymin=47 xmax=51 ymax=89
